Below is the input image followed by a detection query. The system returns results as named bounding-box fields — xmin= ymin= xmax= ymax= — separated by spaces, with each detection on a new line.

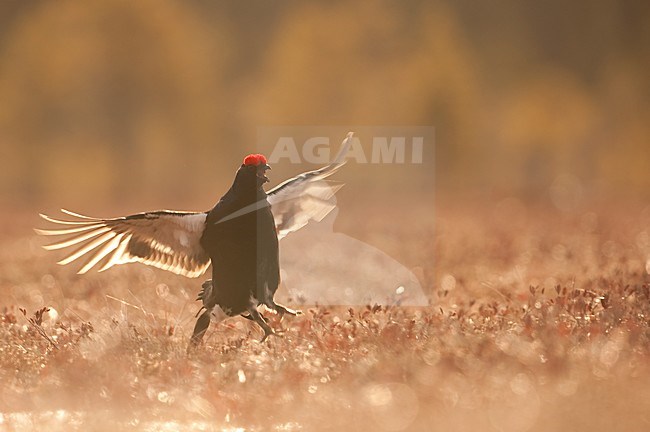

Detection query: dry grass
xmin=1 ymin=199 xmax=650 ymax=431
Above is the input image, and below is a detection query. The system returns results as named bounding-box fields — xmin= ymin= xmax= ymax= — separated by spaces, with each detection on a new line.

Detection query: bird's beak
xmin=257 ymin=164 xmax=271 ymax=183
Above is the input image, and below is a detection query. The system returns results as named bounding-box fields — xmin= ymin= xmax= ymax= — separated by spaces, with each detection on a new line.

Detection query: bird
xmin=35 ymin=132 xmax=353 ymax=346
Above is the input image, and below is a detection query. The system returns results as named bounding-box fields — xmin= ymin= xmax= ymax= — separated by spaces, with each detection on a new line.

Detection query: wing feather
xmin=42 ymin=227 xmax=111 ymax=250
xmin=37 ymin=132 xmax=352 ymax=276
xmin=34 ymin=224 xmax=107 ymax=236
xmin=267 ymin=132 xmax=352 ymax=239
xmin=78 ymin=233 xmax=124 ymax=274
xmin=60 ymin=209 xmax=102 ymax=220
xmin=57 ymin=232 xmax=117 ymax=265
xmin=39 ymin=214 xmax=101 ymax=225
xmin=36 ymin=210 xmax=210 ymax=278
xmin=98 ymin=234 xmax=132 ymax=272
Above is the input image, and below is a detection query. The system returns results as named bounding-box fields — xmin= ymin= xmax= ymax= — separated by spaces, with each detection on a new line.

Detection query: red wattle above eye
xmin=243 ymin=154 xmax=268 ymax=166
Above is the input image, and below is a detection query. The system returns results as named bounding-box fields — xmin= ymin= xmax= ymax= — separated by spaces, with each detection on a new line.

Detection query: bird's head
xmin=237 ymin=153 xmax=271 ymax=190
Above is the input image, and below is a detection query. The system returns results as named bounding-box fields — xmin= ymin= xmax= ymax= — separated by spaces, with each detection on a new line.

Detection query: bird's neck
xmin=229 ymin=183 xmax=267 ymax=205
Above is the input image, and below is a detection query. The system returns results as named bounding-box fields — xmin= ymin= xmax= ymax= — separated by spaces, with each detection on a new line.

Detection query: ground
xmin=1 ymin=199 xmax=649 ymax=431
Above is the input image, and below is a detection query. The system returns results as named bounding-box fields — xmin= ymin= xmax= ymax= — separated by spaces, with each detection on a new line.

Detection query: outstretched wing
xmin=35 ymin=209 xmax=210 ymax=278
xmin=268 ymin=132 xmax=352 ymax=239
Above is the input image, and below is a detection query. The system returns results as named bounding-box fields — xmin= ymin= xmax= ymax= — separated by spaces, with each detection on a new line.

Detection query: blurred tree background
xmin=0 ymin=0 xmax=648 ymax=210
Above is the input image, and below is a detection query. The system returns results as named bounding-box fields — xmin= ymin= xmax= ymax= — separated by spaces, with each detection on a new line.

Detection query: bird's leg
xmin=247 ymin=307 xmax=277 ymax=342
xmin=272 ymin=302 xmax=302 ymax=317
xmin=196 ymin=279 xmax=213 ymax=303
xmin=188 ymin=310 xmax=211 ymax=350
xmin=242 ymin=312 xmax=269 ymax=324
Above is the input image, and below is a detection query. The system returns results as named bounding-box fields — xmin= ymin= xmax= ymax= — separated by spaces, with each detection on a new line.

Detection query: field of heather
xmin=1 ymin=200 xmax=649 ymax=431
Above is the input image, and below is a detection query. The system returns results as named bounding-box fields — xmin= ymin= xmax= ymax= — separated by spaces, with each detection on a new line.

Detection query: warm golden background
xmin=1 ymin=2 xmax=650 ymax=431
xmin=1 ymin=0 xmax=648 ymax=209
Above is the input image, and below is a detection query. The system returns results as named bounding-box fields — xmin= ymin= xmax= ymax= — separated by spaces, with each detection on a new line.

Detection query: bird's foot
xmin=187 ymin=310 xmax=211 ymax=352
xmin=274 ymin=303 xmax=302 ymax=317
xmin=186 ymin=337 xmax=202 ymax=354
xmin=187 ymin=330 xmax=205 ymax=354
xmin=260 ymin=328 xmax=283 ymax=343
xmin=247 ymin=307 xmax=280 ymax=342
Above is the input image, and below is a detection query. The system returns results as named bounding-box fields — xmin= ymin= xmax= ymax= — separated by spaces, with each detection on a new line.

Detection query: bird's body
xmin=203 ymin=166 xmax=279 ymax=315
xmin=35 ymin=133 xmax=353 ymax=347
xmin=192 ymin=161 xmax=284 ymax=344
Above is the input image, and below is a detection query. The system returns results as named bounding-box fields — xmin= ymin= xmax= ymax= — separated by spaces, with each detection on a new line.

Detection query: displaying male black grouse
xmin=36 ymin=133 xmax=353 ymax=346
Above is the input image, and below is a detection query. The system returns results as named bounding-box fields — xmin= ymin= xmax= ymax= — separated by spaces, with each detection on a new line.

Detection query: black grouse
xmin=36 ymin=133 xmax=353 ymax=346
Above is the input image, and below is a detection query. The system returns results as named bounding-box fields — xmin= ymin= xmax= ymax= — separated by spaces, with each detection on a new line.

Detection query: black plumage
xmin=191 ymin=159 xmax=289 ymax=345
